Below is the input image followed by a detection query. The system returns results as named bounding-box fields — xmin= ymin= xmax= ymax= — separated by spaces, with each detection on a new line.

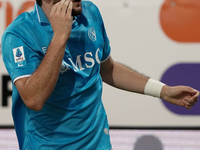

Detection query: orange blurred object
xmin=17 ymin=1 xmax=35 ymax=16
xmin=160 ymin=0 xmax=200 ymax=42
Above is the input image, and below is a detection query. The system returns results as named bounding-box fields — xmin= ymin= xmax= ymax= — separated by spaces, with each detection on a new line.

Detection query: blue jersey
xmin=2 ymin=1 xmax=111 ymax=150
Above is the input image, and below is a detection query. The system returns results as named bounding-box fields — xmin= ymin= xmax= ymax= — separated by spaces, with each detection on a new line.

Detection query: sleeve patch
xmin=12 ymin=46 xmax=26 ymax=67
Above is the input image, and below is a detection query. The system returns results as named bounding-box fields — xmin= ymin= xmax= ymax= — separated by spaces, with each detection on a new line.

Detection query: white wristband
xmin=144 ymin=79 xmax=165 ymax=98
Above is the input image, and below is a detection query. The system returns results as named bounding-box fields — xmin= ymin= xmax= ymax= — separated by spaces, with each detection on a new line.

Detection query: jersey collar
xmin=34 ymin=2 xmax=50 ymax=25
xmin=33 ymin=2 xmax=80 ymax=28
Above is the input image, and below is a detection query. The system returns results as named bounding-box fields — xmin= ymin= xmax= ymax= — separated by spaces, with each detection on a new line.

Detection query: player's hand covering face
xmin=53 ymin=0 xmax=82 ymax=16
xmin=50 ymin=0 xmax=73 ymax=43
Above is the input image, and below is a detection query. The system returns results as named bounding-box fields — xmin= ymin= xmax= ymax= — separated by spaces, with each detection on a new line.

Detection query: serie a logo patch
xmin=13 ymin=46 xmax=26 ymax=67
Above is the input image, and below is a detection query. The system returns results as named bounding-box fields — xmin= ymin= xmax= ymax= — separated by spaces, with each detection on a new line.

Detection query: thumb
xmin=181 ymin=86 xmax=198 ymax=94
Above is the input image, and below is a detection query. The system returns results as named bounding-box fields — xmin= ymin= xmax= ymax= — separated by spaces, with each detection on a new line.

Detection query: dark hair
xmin=36 ymin=0 xmax=42 ymax=6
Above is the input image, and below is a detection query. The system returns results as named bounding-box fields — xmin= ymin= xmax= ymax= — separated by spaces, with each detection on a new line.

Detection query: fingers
xmin=185 ymin=105 xmax=191 ymax=110
xmin=192 ymin=90 xmax=200 ymax=100
xmin=181 ymin=86 xmax=198 ymax=95
xmin=167 ymin=86 xmax=199 ymax=110
xmin=182 ymin=91 xmax=199 ymax=109
xmin=50 ymin=0 xmax=73 ymax=43
xmin=179 ymin=86 xmax=199 ymax=109
xmin=52 ymin=0 xmax=72 ymax=15
xmin=61 ymin=0 xmax=72 ymax=14
xmin=188 ymin=89 xmax=199 ymax=105
xmin=66 ymin=1 xmax=73 ymax=17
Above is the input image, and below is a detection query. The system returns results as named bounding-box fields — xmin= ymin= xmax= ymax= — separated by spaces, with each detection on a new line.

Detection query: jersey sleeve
xmin=2 ymin=31 xmax=41 ymax=83
xmin=94 ymin=4 xmax=111 ymax=62
xmin=101 ymin=21 xmax=111 ymax=63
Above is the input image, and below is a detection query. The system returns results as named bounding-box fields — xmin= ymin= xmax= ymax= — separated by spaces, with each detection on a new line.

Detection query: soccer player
xmin=1 ymin=0 xmax=199 ymax=149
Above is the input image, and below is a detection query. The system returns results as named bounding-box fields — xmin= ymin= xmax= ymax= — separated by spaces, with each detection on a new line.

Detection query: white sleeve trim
xmin=13 ymin=75 xmax=32 ymax=83
xmin=101 ymin=53 xmax=111 ymax=63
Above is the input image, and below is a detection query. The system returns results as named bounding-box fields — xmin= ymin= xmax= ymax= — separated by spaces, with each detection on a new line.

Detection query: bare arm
xmin=15 ymin=0 xmax=73 ymax=111
xmin=100 ymin=56 xmax=199 ymax=109
xmin=100 ymin=56 xmax=149 ymax=94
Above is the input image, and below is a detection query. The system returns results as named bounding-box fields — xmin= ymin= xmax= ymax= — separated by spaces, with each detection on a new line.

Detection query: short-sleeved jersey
xmin=1 ymin=1 xmax=112 ymax=150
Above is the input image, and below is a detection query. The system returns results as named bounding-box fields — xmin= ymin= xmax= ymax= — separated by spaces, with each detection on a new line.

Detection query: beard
xmin=72 ymin=7 xmax=82 ymax=16
xmin=53 ymin=0 xmax=61 ymax=5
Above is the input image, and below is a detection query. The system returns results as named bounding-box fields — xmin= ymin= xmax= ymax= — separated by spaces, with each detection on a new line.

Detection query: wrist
xmin=52 ymin=35 xmax=67 ymax=48
xmin=144 ymin=78 xmax=165 ymax=98
xmin=160 ymin=84 xmax=169 ymax=99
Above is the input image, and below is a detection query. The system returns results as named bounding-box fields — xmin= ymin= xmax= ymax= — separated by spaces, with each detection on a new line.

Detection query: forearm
xmin=101 ymin=59 xmax=149 ymax=94
xmin=16 ymin=37 xmax=66 ymax=110
xmin=15 ymin=0 xmax=73 ymax=111
xmin=101 ymin=57 xmax=199 ymax=110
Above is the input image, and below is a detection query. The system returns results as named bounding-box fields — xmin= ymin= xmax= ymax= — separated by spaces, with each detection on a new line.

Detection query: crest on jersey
xmin=60 ymin=61 xmax=70 ymax=74
xmin=13 ymin=46 xmax=26 ymax=67
xmin=88 ymin=27 xmax=96 ymax=41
